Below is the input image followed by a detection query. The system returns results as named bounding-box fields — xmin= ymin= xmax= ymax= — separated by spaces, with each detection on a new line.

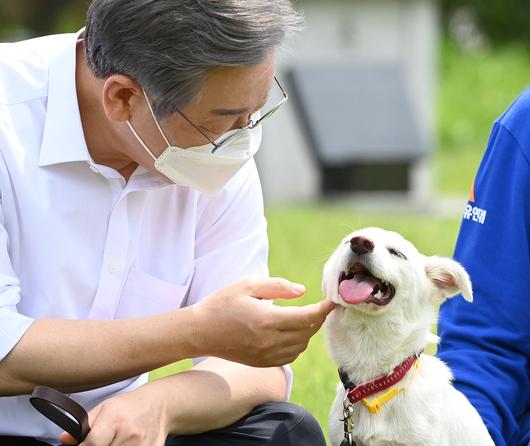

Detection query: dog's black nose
xmin=350 ymin=236 xmax=374 ymax=255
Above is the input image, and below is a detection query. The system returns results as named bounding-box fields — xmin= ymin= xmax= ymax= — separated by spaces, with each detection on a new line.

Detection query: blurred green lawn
xmin=151 ymin=40 xmax=530 ymax=440
xmin=436 ymin=39 xmax=530 ymax=195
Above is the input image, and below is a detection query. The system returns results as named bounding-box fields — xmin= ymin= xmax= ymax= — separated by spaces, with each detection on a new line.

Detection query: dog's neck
xmin=326 ymin=304 xmax=434 ymax=383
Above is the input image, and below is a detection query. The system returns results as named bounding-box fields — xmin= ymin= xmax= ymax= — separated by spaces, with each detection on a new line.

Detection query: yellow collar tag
xmin=362 ymin=357 xmax=420 ymax=414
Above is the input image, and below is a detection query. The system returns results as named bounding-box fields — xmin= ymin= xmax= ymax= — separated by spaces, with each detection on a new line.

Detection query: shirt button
xmin=107 ymin=262 xmax=121 ymax=273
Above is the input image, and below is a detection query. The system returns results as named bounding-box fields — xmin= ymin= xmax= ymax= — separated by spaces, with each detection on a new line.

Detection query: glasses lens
xmin=263 ymin=78 xmax=287 ymax=111
xmin=212 ymin=128 xmax=250 ymax=153
xmin=259 ymin=99 xmax=287 ymax=122
xmin=250 ymin=78 xmax=288 ymax=129
xmin=211 ymin=78 xmax=287 ymax=153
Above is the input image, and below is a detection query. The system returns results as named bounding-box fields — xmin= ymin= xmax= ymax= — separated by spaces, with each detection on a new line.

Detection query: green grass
xmin=436 ymin=39 xmax=530 ymax=194
xmin=435 ymin=147 xmax=483 ymax=196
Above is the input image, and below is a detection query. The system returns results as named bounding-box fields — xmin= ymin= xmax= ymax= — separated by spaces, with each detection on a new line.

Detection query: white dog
xmin=323 ymin=227 xmax=494 ymax=446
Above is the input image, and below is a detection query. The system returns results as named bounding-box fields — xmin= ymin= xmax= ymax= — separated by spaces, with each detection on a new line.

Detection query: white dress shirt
xmin=0 ymin=32 xmax=289 ymax=443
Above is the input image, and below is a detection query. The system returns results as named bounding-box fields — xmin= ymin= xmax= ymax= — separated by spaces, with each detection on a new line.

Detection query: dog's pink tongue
xmin=339 ymin=275 xmax=378 ymax=304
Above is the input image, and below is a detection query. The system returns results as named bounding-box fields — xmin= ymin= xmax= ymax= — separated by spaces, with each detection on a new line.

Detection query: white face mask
xmin=127 ymin=94 xmax=261 ymax=195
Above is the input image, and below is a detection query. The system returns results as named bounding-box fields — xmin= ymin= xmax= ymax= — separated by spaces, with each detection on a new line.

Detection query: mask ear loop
xmin=126 ymin=120 xmax=157 ymax=161
xmin=126 ymin=88 xmax=172 ymax=162
xmin=142 ymin=88 xmax=172 ymax=148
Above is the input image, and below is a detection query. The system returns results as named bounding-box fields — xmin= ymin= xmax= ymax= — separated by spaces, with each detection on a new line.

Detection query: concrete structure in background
xmin=256 ymin=0 xmax=439 ymax=204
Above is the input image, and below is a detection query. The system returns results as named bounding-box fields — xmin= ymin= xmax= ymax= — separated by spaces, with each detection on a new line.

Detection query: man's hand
xmin=56 ymin=278 xmax=333 ymax=444
xmin=59 ymin=385 xmax=169 ymax=446
xmin=191 ymin=277 xmax=336 ymax=367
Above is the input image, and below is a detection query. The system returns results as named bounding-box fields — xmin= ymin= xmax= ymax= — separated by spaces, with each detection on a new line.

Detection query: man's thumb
xmin=239 ymin=277 xmax=306 ymax=300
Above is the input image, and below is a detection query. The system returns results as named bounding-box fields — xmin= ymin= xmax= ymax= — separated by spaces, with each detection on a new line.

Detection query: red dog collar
xmin=339 ymin=351 xmax=422 ymax=405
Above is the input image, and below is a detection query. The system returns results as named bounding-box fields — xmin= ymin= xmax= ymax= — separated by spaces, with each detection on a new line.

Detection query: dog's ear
xmin=425 ymin=256 xmax=473 ymax=303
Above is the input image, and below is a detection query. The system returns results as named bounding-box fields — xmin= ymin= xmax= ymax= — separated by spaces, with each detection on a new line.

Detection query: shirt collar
xmin=39 ymin=29 xmax=92 ymax=167
xmin=37 ymin=29 xmax=177 ymax=191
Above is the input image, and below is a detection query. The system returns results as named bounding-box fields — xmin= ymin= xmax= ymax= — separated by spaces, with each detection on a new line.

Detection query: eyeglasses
xmin=176 ymin=76 xmax=288 ymax=153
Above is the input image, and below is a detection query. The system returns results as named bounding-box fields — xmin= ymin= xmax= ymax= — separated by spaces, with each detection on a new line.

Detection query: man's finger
xmin=58 ymin=432 xmax=77 ymax=445
xmin=59 ymin=404 xmax=101 ymax=445
xmin=272 ymin=299 xmax=336 ymax=331
xmin=235 ymin=277 xmax=307 ymax=300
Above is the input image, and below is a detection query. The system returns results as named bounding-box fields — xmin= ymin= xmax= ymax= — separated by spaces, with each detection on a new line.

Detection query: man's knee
xmin=165 ymin=402 xmax=326 ymax=446
xmin=254 ymin=402 xmax=326 ymax=446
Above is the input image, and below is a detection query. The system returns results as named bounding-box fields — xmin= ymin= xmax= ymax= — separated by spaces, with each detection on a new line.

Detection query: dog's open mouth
xmin=338 ymin=262 xmax=396 ymax=306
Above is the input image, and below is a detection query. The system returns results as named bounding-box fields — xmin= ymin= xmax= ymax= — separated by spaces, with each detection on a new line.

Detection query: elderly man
xmin=0 ymin=1 xmax=334 ymax=445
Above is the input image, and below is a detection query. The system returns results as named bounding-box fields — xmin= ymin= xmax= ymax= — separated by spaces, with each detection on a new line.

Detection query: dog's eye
xmin=388 ymin=248 xmax=407 ymax=260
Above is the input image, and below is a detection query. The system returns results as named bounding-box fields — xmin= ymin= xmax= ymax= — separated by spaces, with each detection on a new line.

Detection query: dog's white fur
xmin=324 ymin=227 xmax=494 ymax=446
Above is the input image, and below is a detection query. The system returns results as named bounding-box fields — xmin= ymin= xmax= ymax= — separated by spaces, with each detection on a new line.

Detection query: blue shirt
xmin=438 ymin=88 xmax=530 ymax=446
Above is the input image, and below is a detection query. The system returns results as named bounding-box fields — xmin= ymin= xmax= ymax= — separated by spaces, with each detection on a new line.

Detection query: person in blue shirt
xmin=437 ymin=88 xmax=530 ymax=446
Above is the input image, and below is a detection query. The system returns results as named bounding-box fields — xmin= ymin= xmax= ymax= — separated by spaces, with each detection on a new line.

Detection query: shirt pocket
xmin=114 ymin=268 xmax=194 ymax=319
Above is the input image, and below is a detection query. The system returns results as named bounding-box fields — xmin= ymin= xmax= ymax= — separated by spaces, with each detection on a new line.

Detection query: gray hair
xmin=85 ymin=0 xmax=303 ymax=120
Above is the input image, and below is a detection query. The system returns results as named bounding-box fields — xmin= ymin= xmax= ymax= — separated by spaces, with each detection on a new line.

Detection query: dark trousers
xmin=0 ymin=402 xmax=325 ymax=446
